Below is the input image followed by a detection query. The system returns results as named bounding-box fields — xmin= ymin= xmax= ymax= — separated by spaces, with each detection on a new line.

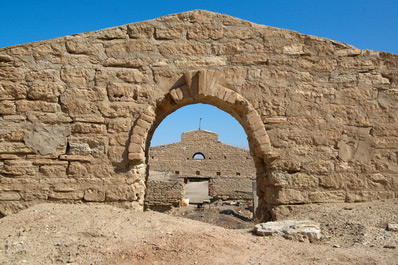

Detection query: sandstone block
xmin=174 ymin=56 xmax=227 ymax=67
xmin=27 ymin=112 xmax=73 ymax=124
xmin=127 ymin=23 xmax=155 ymax=39
xmin=66 ymin=40 xmax=102 ymax=55
xmin=39 ymin=165 xmax=68 ymax=178
xmin=84 ymin=189 xmax=105 ymax=202
xmin=107 ymin=118 xmax=132 ymax=133
xmin=255 ymin=220 xmax=321 ymax=242
xmin=0 ymin=191 xmax=21 ymax=201
xmin=0 ymin=142 xmax=33 ymax=154
xmin=60 ymin=66 xmax=94 ymax=85
xmin=224 ymin=28 xmax=260 ymax=40
xmin=0 ymin=82 xmax=28 ymax=100
xmin=49 ymin=191 xmax=84 ymax=200
xmin=308 ymin=191 xmax=346 ymax=203
xmin=107 ymin=82 xmax=138 ymax=102
xmin=71 ymin=122 xmax=106 ymax=134
xmin=25 ymin=70 xmax=56 ymax=82
xmin=103 ymin=58 xmax=144 ymax=68
xmin=108 ymin=146 xmax=126 ymax=163
xmin=109 ymin=133 xmax=129 ymax=146
xmin=96 ymin=27 xmax=127 ymax=39
xmin=105 ymin=185 xmax=137 ymax=201
xmin=231 ymin=54 xmax=267 ymax=65
xmin=99 ymin=102 xmax=139 ymax=118
xmin=60 ymin=155 xmax=91 ymax=162
xmin=187 ymin=23 xmax=223 ymax=40
xmin=16 ymin=100 xmax=58 ymax=113
xmin=159 ymin=41 xmax=207 ymax=56
xmin=27 ymin=82 xmax=65 ymax=102
xmin=273 ymin=189 xmax=307 ymax=204
xmin=116 ymin=69 xmax=148 ymax=83
xmin=0 ymin=68 xmax=25 ymax=82
xmin=155 ymin=23 xmax=184 ymax=39
xmin=0 ymin=101 xmax=16 ymax=115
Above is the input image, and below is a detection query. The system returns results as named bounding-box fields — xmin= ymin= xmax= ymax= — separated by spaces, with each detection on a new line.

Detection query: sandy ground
xmin=0 ymin=200 xmax=397 ymax=265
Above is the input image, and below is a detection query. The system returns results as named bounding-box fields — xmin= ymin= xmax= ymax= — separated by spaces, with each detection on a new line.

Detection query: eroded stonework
xmin=0 ymin=10 xmax=397 ymax=221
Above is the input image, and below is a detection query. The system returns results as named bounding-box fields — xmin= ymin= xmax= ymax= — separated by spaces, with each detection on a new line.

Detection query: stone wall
xmin=147 ymin=130 xmax=255 ymax=205
xmin=145 ymin=171 xmax=184 ymax=210
xmin=0 ymin=10 xmax=397 ymax=221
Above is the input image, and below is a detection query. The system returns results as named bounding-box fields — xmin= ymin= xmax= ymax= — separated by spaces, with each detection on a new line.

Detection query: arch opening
xmin=127 ymin=70 xmax=276 ymax=222
xmin=193 ymin=153 xmax=205 ymax=160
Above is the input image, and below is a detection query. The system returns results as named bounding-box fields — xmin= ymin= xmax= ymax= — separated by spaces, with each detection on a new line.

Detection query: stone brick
xmin=116 ymin=69 xmax=148 ymax=83
xmin=231 ymin=54 xmax=268 ymax=65
xmin=27 ymin=82 xmax=65 ymax=102
xmin=0 ymin=101 xmax=16 ymax=115
xmin=103 ymin=58 xmax=144 ymax=68
xmin=155 ymin=23 xmax=184 ymax=39
xmin=187 ymin=23 xmax=223 ymax=40
xmin=60 ymin=66 xmax=94 ymax=84
xmin=84 ymin=189 xmax=105 ymax=202
xmin=158 ymin=41 xmax=207 ymax=56
xmin=0 ymin=192 xmax=21 ymax=201
xmin=0 ymin=82 xmax=28 ymax=100
xmin=71 ymin=122 xmax=107 ymax=134
xmin=49 ymin=191 xmax=84 ymax=200
xmin=25 ymin=70 xmax=57 ymax=82
xmin=0 ymin=143 xmax=33 ymax=154
xmin=16 ymin=100 xmax=58 ymax=113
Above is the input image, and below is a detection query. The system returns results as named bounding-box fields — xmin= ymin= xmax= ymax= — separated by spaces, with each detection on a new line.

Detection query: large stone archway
xmin=0 ymin=10 xmax=397 ymax=221
xmin=127 ymin=69 xmax=277 ymax=220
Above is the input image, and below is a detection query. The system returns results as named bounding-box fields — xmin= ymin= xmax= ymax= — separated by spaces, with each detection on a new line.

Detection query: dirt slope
xmin=0 ymin=200 xmax=397 ymax=265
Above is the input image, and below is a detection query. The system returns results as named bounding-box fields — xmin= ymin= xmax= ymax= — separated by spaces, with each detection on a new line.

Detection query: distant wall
xmin=146 ymin=130 xmax=255 ymax=206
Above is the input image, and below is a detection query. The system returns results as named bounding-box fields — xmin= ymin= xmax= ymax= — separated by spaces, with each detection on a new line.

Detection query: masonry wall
xmin=0 ymin=10 xmax=397 ymax=220
xmin=147 ymin=130 xmax=255 ymax=205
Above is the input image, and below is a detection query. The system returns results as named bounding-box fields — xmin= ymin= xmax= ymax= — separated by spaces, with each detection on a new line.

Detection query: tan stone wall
xmin=149 ymin=130 xmax=255 ymax=178
xmin=147 ymin=130 xmax=255 ymax=204
xmin=0 ymin=10 xmax=397 ymax=220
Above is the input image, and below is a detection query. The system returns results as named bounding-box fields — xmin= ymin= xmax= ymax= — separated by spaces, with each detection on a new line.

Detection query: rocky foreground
xmin=0 ymin=200 xmax=397 ymax=264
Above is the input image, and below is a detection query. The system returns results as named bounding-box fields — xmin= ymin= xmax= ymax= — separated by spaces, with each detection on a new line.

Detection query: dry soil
xmin=0 ymin=199 xmax=397 ymax=265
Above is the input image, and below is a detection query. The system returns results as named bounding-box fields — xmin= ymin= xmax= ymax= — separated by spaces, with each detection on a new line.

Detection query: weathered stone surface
xmin=255 ymin=220 xmax=321 ymax=241
xmin=0 ymin=101 xmax=16 ymax=115
xmin=0 ymin=142 xmax=33 ymax=154
xmin=0 ymin=10 xmax=396 ymax=221
xmin=27 ymin=82 xmax=65 ymax=102
xmin=0 ymin=82 xmax=28 ymax=100
xmin=24 ymin=123 xmax=70 ymax=156
xmin=158 ymin=41 xmax=207 ymax=56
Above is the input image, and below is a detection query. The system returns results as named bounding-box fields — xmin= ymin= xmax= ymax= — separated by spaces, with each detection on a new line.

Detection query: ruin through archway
xmin=127 ymin=70 xmax=277 ymax=220
xmin=146 ymin=103 xmax=256 ymax=213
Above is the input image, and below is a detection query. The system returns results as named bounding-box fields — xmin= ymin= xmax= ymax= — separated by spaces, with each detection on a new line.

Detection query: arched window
xmin=193 ymin=152 xmax=205 ymax=159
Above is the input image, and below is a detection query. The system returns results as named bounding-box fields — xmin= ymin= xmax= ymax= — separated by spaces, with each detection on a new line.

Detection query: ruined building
xmin=0 ymin=10 xmax=397 ymax=221
xmin=146 ymin=129 xmax=256 ymax=209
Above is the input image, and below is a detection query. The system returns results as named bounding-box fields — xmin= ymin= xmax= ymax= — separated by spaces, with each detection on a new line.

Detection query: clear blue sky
xmin=1 ymin=1 xmax=397 ymax=149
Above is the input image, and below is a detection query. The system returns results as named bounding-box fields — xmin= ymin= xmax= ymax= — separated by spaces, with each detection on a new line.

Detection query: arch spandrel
xmin=127 ymin=69 xmax=276 ymax=166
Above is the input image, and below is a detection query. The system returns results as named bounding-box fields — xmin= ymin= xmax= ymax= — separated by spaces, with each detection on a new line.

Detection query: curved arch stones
xmin=127 ymin=69 xmax=276 ymax=166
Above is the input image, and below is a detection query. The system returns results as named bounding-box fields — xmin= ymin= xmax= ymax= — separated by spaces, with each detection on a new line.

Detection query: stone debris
xmin=387 ymin=223 xmax=398 ymax=232
xmin=254 ymin=220 xmax=322 ymax=242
